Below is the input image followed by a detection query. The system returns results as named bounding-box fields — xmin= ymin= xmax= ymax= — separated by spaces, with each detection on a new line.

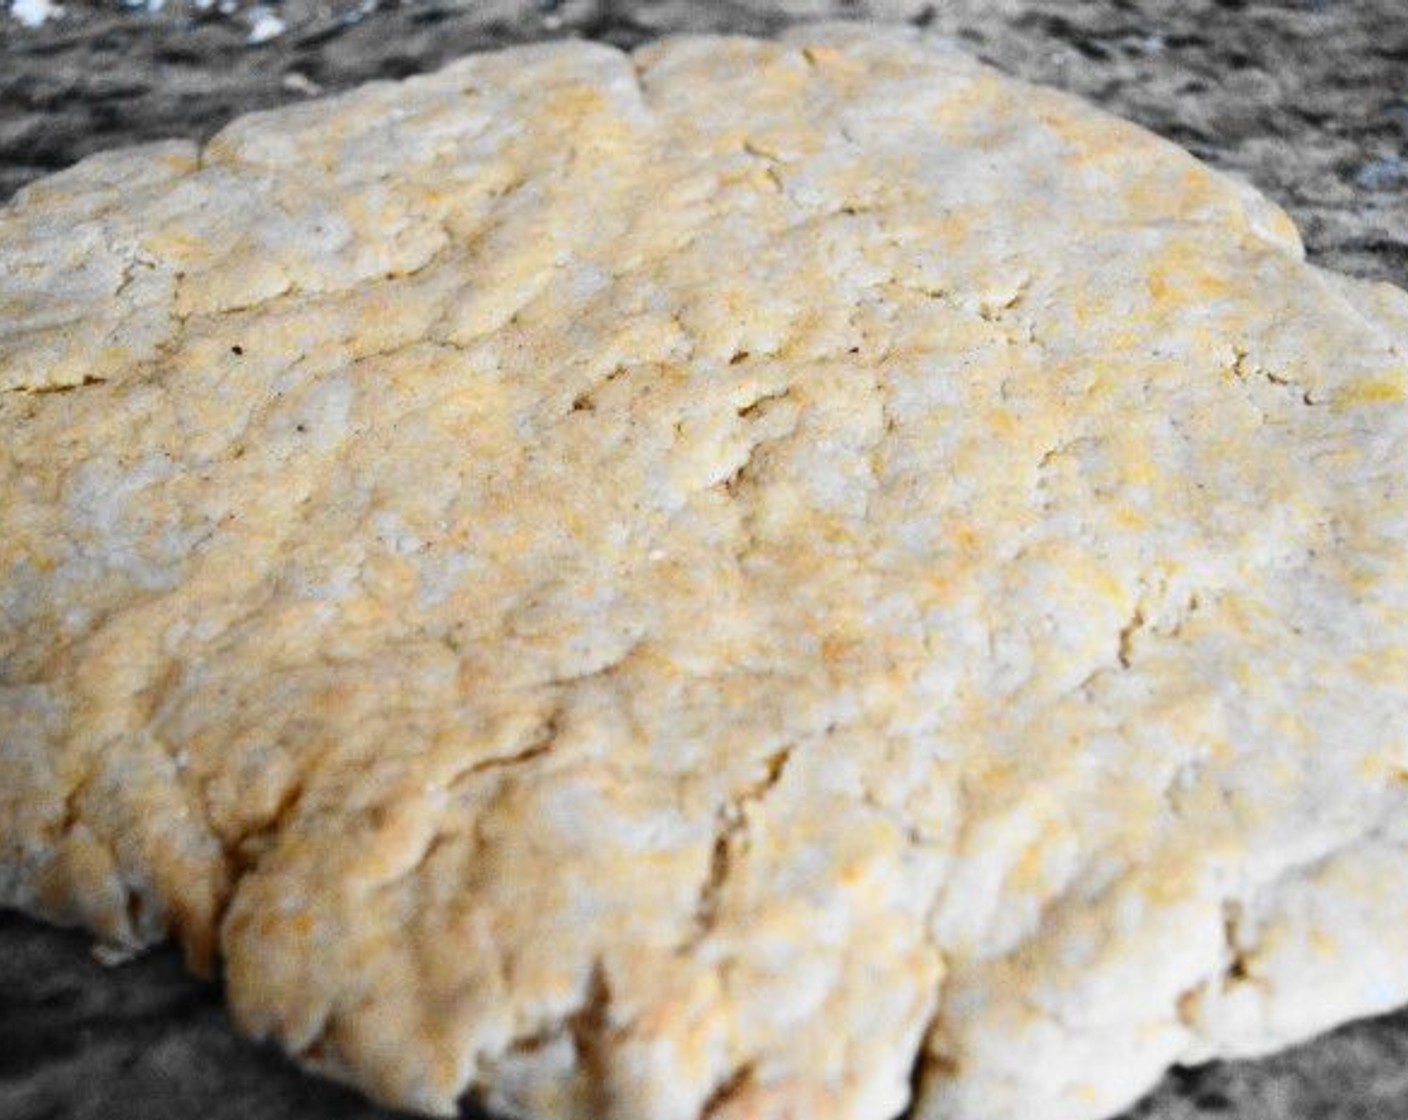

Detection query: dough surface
xmin=2 ymin=22 xmax=1407 ymax=1120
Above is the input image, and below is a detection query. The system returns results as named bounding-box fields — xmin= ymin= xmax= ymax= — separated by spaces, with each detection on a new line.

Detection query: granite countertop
xmin=1 ymin=3 xmax=1406 ymax=1119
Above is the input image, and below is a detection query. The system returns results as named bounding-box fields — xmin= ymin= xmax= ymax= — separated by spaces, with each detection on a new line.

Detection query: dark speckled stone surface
xmin=1 ymin=3 xmax=1407 ymax=1119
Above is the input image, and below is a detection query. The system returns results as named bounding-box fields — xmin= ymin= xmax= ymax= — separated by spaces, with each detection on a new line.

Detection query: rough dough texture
xmin=2 ymin=22 xmax=1407 ymax=1120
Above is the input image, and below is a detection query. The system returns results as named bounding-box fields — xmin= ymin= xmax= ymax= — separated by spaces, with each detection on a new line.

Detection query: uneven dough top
xmin=3 ymin=22 xmax=1408 ymax=1120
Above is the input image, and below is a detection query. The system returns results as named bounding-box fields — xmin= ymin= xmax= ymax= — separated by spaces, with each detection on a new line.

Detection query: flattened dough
xmin=3 ymin=22 xmax=1408 ymax=1120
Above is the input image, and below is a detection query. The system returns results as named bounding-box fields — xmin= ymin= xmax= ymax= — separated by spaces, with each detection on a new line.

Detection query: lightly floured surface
xmin=2 ymin=21 xmax=1408 ymax=1120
